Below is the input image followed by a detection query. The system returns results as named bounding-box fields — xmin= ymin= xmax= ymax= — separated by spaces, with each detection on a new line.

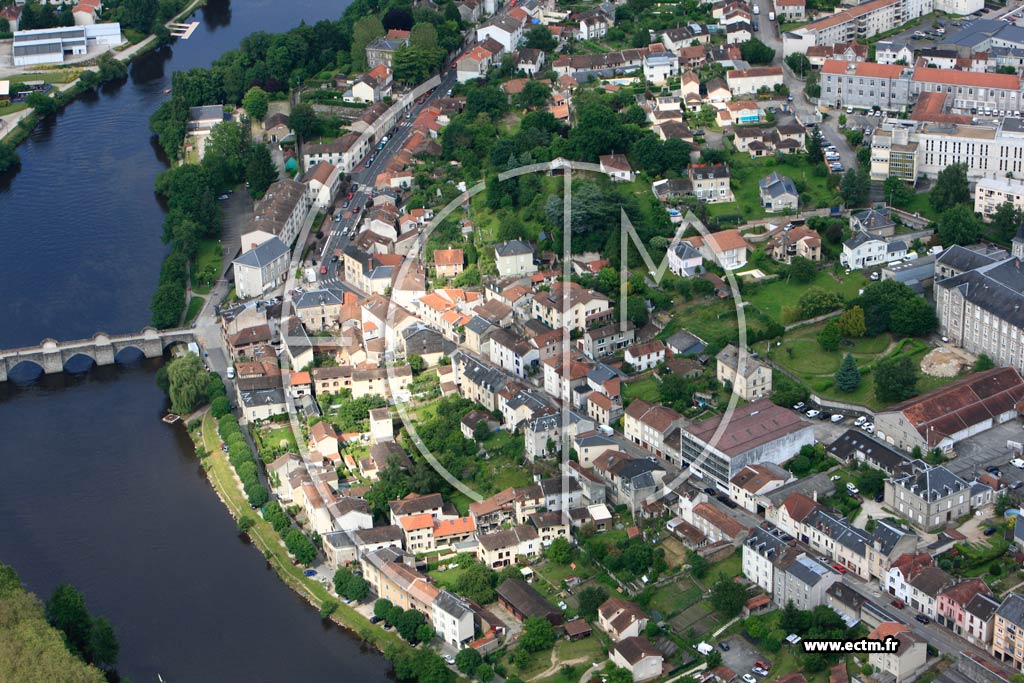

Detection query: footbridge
xmin=0 ymin=327 xmax=196 ymax=382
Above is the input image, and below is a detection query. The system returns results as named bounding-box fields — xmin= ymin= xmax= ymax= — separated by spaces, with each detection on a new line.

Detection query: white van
xmin=1011 ymin=458 xmax=1024 ymax=469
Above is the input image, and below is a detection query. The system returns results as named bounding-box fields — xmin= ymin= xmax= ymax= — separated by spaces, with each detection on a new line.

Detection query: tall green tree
xmin=351 ymin=15 xmax=385 ymax=71
xmin=245 ymin=143 xmax=278 ymax=199
xmin=883 ymin=176 xmax=914 ymax=209
xmin=242 ymin=86 xmax=270 ymax=121
xmin=288 ymin=103 xmax=319 ymax=141
xmin=710 ymin=576 xmax=746 ymax=617
xmin=930 ymin=163 xmax=970 ymax=211
xmin=88 ymin=617 xmax=119 ymax=671
xmin=937 ymin=204 xmax=982 ymax=246
xmin=840 ymin=167 xmax=870 ymax=208
xmin=519 ymin=616 xmax=556 ymax=652
xmin=989 ymin=201 xmax=1024 ymax=243
xmin=45 ymin=585 xmax=92 ymax=658
xmin=874 ymin=356 xmax=918 ymax=403
xmin=835 ymin=354 xmax=862 ymax=392
xmin=739 ymin=38 xmax=775 ymax=65
xmin=166 ymin=353 xmax=210 ymax=414
xmin=525 ymin=24 xmax=557 ymax=51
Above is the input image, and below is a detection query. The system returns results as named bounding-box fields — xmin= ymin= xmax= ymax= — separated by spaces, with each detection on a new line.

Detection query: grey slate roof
xmin=787 ymin=554 xmax=835 ymax=587
xmin=494 ymin=239 xmax=533 ymax=257
xmin=296 ymin=288 xmax=343 ymax=308
xmin=940 ymin=256 xmax=1024 ymax=329
xmin=465 ymin=316 xmax=493 ymax=335
xmin=759 ymin=172 xmax=797 ymax=199
xmin=434 ymin=589 xmax=473 ymax=618
xmin=891 ymin=464 xmax=969 ymax=502
xmin=234 ymin=236 xmax=289 ymax=268
xmin=936 ymin=244 xmax=1006 ymax=275
xmin=827 ymin=429 xmax=911 ymax=474
xmin=997 ymin=593 xmax=1024 ymax=627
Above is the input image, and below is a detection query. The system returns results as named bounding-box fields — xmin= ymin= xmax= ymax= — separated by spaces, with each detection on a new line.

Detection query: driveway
xmin=946 ymin=421 xmax=1024 ymax=482
xmin=718 ymin=636 xmax=762 ymax=679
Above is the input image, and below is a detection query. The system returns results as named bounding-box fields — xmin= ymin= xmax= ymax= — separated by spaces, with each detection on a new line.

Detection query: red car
xmin=320 ymin=265 xmax=327 ymax=275
xmin=891 ymin=599 xmax=905 ymax=609
xmin=755 ymin=661 xmax=771 ymax=671
xmin=833 ymin=564 xmax=847 ymax=574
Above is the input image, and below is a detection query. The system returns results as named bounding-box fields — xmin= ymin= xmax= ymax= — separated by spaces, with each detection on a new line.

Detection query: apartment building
xmin=532 ymin=281 xmax=612 ymax=332
xmin=726 ymin=66 xmax=784 ymax=96
xmin=687 ymin=163 xmax=734 ymax=203
xmin=993 ymin=593 xmax=1024 ymax=671
xmin=819 ymin=60 xmax=912 ymax=110
xmin=783 ymin=0 xmax=930 ymax=57
xmin=975 ymin=176 xmax=1024 ymax=218
xmin=773 ymin=553 xmax=841 ymax=611
xmin=622 ymin=399 xmax=684 ymax=461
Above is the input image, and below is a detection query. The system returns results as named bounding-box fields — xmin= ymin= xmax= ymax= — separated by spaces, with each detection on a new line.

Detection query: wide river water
xmin=0 ymin=1 xmax=394 ymax=681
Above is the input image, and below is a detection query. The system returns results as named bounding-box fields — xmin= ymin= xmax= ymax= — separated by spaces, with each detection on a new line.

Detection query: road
xmin=315 ymin=68 xmax=459 ymax=288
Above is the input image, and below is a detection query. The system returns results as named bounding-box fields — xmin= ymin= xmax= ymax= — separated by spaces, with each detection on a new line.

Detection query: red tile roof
xmin=913 ymin=67 xmax=1020 ymax=90
xmin=821 ymin=60 xmax=904 ymax=79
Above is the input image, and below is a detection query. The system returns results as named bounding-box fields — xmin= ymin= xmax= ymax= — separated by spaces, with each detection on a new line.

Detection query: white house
xmin=643 ymin=52 xmax=679 ymax=86
xmin=681 ymin=229 xmax=748 ymax=271
xmin=599 ymin=154 xmax=635 ymax=182
xmin=610 ymin=637 xmax=663 ymax=682
xmin=494 ymin=239 xmax=536 ymax=277
xmin=477 ymin=14 xmax=523 ymax=53
xmin=233 ymin=236 xmax=290 ymax=299
xmin=624 ymin=341 xmax=666 ymax=372
xmin=305 ymin=161 xmax=340 ymax=210
xmin=432 ymin=590 xmax=475 ymax=648
xmin=841 ymin=231 xmax=908 ymax=270
xmin=668 ymin=241 xmax=703 ymax=277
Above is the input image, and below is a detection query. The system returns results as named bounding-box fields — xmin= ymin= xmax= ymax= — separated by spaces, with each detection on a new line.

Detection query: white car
xmin=854 ymin=416 xmax=866 ymax=426
xmin=846 ymin=106 xmax=854 ymax=114
xmin=743 ymin=675 xmax=757 ymax=683
xmin=226 ymin=367 xmax=236 ymax=380
xmin=1012 ymin=458 xmax=1024 ymax=469
xmin=846 ymin=483 xmax=860 ymax=495
xmin=863 ymin=423 xmax=875 ymax=433
xmin=806 ymin=409 xmax=821 ymax=418
xmin=870 ymin=272 xmax=880 ymax=280
xmin=831 ymin=414 xmax=845 ymax=423
xmin=830 ymin=475 xmax=841 ymax=481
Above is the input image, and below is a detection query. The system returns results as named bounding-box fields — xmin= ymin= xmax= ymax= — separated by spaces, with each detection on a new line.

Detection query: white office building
xmin=13 ymin=23 xmax=122 ymax=66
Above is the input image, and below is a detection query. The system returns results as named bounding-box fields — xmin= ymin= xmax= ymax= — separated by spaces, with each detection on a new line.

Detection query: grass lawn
xmin=10 ymin=71 xmax=80 ymax=84
xmin=183 ymin=295 xmax=205 ymax=325
xmin=191 ymin=239 xmax=222 ymax=294
xmin=772 ymin=326 xmax=961 ymax=410
xmin=623 ymin=376 xmax=661 ymax=403
xmin=706 ymin=548 xmax=741 ymax=581
xmin=899 ymin=192 xmax=940 ymax=222
xmin=746 ymin=271 xmax=868 ymax=324
xmin=647 ymin=579 xmax=702 ymax=619
xmin=658 ymin=298 xmax=741 ymax=346
xmin=261 ymin=424 xmax=299 ymax=452
xmin=707 ymin=151 xmax=841 ymax=221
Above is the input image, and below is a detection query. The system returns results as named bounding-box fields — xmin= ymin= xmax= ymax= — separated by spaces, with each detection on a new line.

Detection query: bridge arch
xmin=63 ymin=352 xmax=97 ymax=374
xmin=114 ymin=345 xmax=146 ymax=363
xmin=6 ymin=359 xmax=46 ymax=383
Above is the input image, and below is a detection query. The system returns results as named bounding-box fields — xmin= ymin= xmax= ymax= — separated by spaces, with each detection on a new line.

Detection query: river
xmin=0 ymin=1 xmax=395 ymax=681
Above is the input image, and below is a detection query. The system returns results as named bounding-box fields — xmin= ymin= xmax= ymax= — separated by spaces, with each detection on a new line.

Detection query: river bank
xmin=194 ymin=410 xmax=414 ymax=655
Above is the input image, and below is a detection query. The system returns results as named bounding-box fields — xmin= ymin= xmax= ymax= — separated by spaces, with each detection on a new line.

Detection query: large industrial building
xmin=12 ymin=23 xmax=122 ymax=67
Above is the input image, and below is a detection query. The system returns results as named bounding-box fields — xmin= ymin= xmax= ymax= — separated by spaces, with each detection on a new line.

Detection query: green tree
xmin=167 ymin=353 xmax=210 ymax=414
xmin=320 ymin=599 xmax=338 ymax=618
xmin=799 ymin=287 xmax=843 ymax=318
xmin=0 ymin=142 xmax=20 ymax=173
xmin=395 ymin=608 xmax=427 ymax=642
xmin=245 ymin=143 xmax=278 ymax=200
xmin=688 ymin=550 xmax=709 ymax=579
xmin=210 ymin=396 xmax=232 ymax=418
xmin=45 ymin=585 xmax=92 ymax=658
xmin=883 ymin=176 xmax=914 ymax=209
xmin=121 ymin=0 xmax=158 ymax=33
xmin=351 ymin=15 xmax=385 ymax=71
xmin=788 ymin=256 xmax=817 ymax=284
xmin=284 ymin=529 xmax=317 ymax=565
xmin=706 ymin=650 xmax=723 ymax=668
xmin=410 ymin=22 xmax=439 ymax=51
xmin=202 ymin=121 xmax=250 ymax=192
xmin=855 ymin=468 xmax=887 ymax=497
xmin=974 ymin=354 xmax=995 ymax=372
xmin=840 ymin=167 xmax=870 ymax=207
xmin=456 ymin=648 xmax=482 ymax=675
xmin=151 ymin=281 xmax=185 ymax=328
xmin=577 ymin=586 xmax=608 ymax=619
xmin=937 ymin=204 xmax=982 ymax=246
xmin=242 ymin=86 xmax=270 ymax=121
xmin=519 ymin=616 xmax=556 ymax=652
xmin=710 ymin=576 xmax=746 ymax=617
xmin=817 ymin=320 xmax=842 ymax=351
xmin=26 ymin=91 xmax=58 ymax=117
xmin=889 ymin=295 xmax=938 ymax=337
xmin=930 ymin=163 xmax=970 ymax=212
xmin=545 ymin=537 xmax=572 ymax=564
xmin=476 ymin=663 xmax=495 ymax=682
xmin=87 ymin=616 xmax=119 ymax=670
xmin=785 ymin=52 xmax=811 ymax=77
xmin=408 ymin=354 xmax=425 ymax=373
xmin=374 ymin=599 xmax=394 ymax=619
xmin=834 ymin=354 xmax=862 ymax=392
xmin=514 ymin=80 xmax=551 ymax=110
xmin=453 ymin=561 xmax=496 ymax=604
xmin=739 ymin=38 xmax=775 ymax=65
xmin=837 ymin=306 xmax=867 ymax=338
xmin=288 ymin=103 xmax=319 ymax=141
xmin=874 ymin=356 xmax=918 ymax=403
xmin=525 ymin=24 xmax=557 ymax=51
xmin=989 ymin=201 xmax=1024 ymax=243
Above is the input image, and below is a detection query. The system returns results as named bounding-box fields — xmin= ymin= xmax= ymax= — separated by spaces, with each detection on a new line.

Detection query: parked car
xmin=846 ymin=482 xmax=860 ymax=495
xmin=805 ymin=409 xmax=820 ymax=418
xmin=703 ymin=487 xmax=717 ymax=496
xmin=830 ymin=475 xmax=841 ymax=481
xmin=875 ymin=493 xmax=884 ymax=502
xmin=755 ymin=661 xmax=771 ymax=671
xmin=854 ymin=416 xmax=866 ymax=426
xmin=831 ymin=414 xmax=845 ymax=423
xmin=370 ymin=615 xmax=384 ymax=624
xmin=1011 ymin=458 xmax=1024 ymax=469
xmin=226 ymin=367 xmax=235 ymax=380
xmin=891 ymin=599 xmax=905 ymax=609
xmin=719 ymin=641 xmax=731 ymax=651
xmin=986 ymin=465 xmax=1001 ymax=474
xmin=752 ymin=668 xmax=769 ymax=677
xmin=863 ymin=423 xmax=875 ymax=433
xmin=915 ymin=615 xmax=930 ymax=625
xmin=984 ymin=527 xmax=998 ymax=536
xmin=833 ymin=564 xmax=847 ymax=574
xmin=743 ymin=675 xmax=757 ymax=683
xmin=793 ymin=402 xmax=805 ymax=411
xmin=443 ymin=655 xmax=456 ymax=665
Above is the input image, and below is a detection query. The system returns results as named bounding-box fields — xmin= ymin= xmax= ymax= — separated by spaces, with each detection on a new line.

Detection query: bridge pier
xmin=40 ymin=340 xmax=65 ymax=374
xmin=91 ymin=334 xmax=116 ymax=366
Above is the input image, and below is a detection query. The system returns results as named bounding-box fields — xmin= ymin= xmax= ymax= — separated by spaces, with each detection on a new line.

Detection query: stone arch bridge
xmin=0 ymin=328 xmax=196 ymax=382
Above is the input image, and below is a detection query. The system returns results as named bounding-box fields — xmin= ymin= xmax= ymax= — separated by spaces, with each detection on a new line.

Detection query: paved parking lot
xmin=717 ymin=635 xmax=762 ymax=679
xmin=947 ymin=421 xmax=1024 ymax=483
